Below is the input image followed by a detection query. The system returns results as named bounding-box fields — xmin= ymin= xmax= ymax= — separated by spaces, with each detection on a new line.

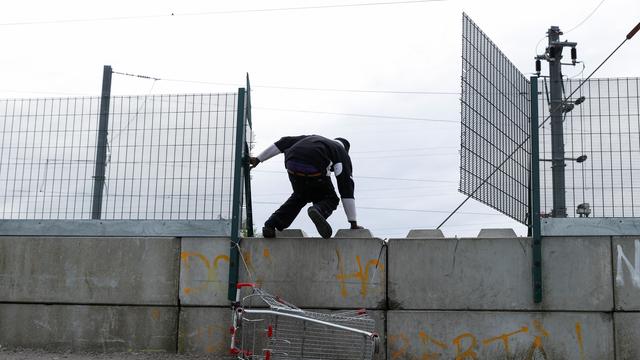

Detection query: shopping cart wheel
xmin=373 ymin=335 xmax=380 ymax=354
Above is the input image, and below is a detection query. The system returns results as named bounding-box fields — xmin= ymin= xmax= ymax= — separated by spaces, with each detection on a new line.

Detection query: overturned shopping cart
xmin=231 ymin=283 xmax=380 ymax=359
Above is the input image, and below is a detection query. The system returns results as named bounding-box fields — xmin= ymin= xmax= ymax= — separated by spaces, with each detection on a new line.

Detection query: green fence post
xmin=243 ymin=74 xmax=254 ymax=237
xmin=228 ymin=88 xmax=246 ymax=301
xmin=530 ymin=77 xmax=542 ymax=303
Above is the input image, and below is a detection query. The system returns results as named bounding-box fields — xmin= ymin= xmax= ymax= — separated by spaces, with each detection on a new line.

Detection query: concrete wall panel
xmin=179 ymin=237 xmax=231 ymax=306
xmin=613 ymin=237 xmax=640 ymax=310
xmin=388 ymin=311 xmax=613 ymax=360
xmin=237 ymin=237 xmax=387 ymax=309
xmin=388 ymin=237 xmax=612 ymax=310
xmin=0 ymin=304 xmax=177 ymax=353
xmin=0 ymin=237 xmax=180 ymax=305
xmin=614 ymin=312 xmax=640 ymax=359
xmin=178 ymin=307 xmax=232 ymax=358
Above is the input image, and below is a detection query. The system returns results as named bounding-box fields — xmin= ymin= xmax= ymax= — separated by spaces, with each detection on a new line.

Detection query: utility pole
xmin=539 ymin=27 xmax=576 ymax=217
xmin=91 ymin=65 xmax=112 ymax=219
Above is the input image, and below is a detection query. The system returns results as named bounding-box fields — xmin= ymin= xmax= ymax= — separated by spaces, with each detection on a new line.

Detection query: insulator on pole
xmin=548 ymin=47 xmax=555 ymax=59
xmin=571 ymin=47 xmax=577 ymax=62
xmin=535 ymin=59 xmax=541 ymax=73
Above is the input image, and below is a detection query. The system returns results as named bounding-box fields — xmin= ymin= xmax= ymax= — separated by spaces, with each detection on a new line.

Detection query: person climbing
xmin=249 ymin=135 xmax=363 ymax=238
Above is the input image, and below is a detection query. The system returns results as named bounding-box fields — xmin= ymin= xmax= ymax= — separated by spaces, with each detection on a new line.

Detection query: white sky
xmin=1 ymin=0 xmax=638 ymax=238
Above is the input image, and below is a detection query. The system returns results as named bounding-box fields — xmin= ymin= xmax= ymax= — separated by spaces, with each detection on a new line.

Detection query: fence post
xmin=91 ymin=65 xmax=112 ymax=219
xmin=244 ymin=74 xmax=254 ymax=237
xmin=228 ymin=88 xmax=246 ymax=301
xmin=530 ymin=76 xmax=543 ymax=303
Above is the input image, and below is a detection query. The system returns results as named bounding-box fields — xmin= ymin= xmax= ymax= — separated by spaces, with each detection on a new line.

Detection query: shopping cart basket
xmin=230 ymin=283 xmax=380 ymax=359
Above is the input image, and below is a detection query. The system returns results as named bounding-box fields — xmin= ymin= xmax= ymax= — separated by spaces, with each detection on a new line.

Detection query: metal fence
xmin=0 ymin=93 xmax=245 ymax=220
xmin=538 ymin=77 xmax=640 ymax=218
xmin=459 ymin=12 xmax=532 ymax=225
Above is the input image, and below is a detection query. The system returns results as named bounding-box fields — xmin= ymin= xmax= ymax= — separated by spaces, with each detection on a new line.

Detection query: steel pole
xmin=91 ymin=65 xmax=112 ymax=219
xmin=548 ymin=26 xmax=567 ymax=217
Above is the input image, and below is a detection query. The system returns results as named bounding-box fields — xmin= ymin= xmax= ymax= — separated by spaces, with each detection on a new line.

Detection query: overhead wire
xmin=564 ymin=0 xmax=608 ymax=34
xmin=255 ymin=107 xmax=457 ymax=123
xmin=0 ymin=0 xmax=444 ymax=27
xmin=252 ymin=170 xmax=457 ymax=183
xmin=113 ymin=70 xmax=459 ymax=96
xmin=252 ymin=201 xmax=502 ymax=216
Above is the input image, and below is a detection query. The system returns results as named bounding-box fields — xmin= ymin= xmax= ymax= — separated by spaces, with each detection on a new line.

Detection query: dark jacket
xmin=274 ymin=135 xmax=355 ymax=200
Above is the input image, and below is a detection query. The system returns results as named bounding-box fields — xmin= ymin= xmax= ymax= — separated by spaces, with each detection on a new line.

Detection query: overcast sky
xmin=1 ymin=0 xmax=638 ymax=238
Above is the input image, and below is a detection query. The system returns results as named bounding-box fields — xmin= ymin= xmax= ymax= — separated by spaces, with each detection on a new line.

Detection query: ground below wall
xmin=1 ymin=232 xmax=640 ymax=359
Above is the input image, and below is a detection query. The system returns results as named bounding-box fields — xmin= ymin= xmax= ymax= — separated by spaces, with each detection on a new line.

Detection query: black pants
xmin=265 ymin=174 xmax=340 ymax=231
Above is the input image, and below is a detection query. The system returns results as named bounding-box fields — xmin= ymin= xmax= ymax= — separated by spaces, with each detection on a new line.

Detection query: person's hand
xmin=349 ymin=221 xmax=364 ymax=230
xmin=249 ymin=157 xmax=261 ymax=169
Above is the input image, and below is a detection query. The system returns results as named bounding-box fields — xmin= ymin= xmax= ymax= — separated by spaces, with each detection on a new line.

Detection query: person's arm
xmin=334 ymin=157 xmax=363 ymax=229
xmin=249 ymin=135 xmax=308 ymax=168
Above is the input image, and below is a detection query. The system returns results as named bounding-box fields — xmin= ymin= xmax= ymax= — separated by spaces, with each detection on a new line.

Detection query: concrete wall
xmin=0 ymin=237 xmax=180 ymax=305
xmin=1 ymin=231 xmax=639 ymax=358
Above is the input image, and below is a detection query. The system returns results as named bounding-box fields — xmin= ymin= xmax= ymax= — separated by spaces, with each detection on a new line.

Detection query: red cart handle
xmin=236 ymin=282 xmax=256 ymax=289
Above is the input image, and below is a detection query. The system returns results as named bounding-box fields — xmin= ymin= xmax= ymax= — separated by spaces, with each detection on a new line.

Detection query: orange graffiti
xmin=390 ymin=321 xmax=584 ymax=359
xmin=389 ymin=333 xmax=412 ymax=360
xmin=150 ymin=308 xmax=161 ymax=320
xmin=335 ymin=250 xmax=385 ymax=298
xmin=419 ymin=330 xmax=448 ymax=360
xmin=482 ymin=326 xmax=528 ymax=355
xmin=525 ymin=320 xmax=549 ymax=360
xmin=453 ymin=333 xmax=478 ymax=360
xmin=180 ymin=251 xmax=230 ymax=295
xmin=576 ymin=322 xmax=585 ymax=360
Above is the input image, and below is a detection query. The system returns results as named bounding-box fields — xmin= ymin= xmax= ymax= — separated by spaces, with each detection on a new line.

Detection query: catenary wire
xmin=255 ymin=107 xmax=457 ymax=123
xmin=564 ymin=0 xmax=608 ymax=34
xmin=252 ymin=170 xmax=457 ymax=183
xmin=253 ymin=201 xmax=502 ymax=216
xmin=112 ymin=70 xmax=459 ymax=96
xmin=0 ymin=0 xmax=445 ymax=27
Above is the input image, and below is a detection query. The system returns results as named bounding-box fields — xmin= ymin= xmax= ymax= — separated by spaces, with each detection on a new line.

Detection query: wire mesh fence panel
xmin=460 ymin=13 xmax=532 ymax=225
xmin=538 ymin=77 xmax=640 ymax=218
xmin=0 ymin=93 xmax=243 ymax=220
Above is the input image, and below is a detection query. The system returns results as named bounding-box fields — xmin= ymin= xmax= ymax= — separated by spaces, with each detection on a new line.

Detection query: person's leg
xmin=306 ymin=177 xmax=340 ymax=239
xmin=310 ymin=178 xmax=340 ymax=218
xmin=263 ymin=175 xmax=308 ymax=237
xmin=265 ymin=193 xmax=307 ymax=230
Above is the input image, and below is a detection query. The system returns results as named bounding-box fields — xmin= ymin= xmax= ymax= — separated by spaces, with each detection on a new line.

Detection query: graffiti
xmin=616 ymin=239 xmax=640 ymax=288
xmin=335 ymin=250 xmax=385 ymax=298
xmin=180 ymin=246 xmax=384 ymax=298
xmin=389 ymin=321 xmax=584 ymax=360
xmin=180 ymin=251 xmax=229 ymax=295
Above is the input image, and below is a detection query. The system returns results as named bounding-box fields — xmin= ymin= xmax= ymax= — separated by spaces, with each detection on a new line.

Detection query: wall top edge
xmin=542 ymin=218 xmax=640 ymax=236
xmin=0 ymin=219 xmax=231 ymax=237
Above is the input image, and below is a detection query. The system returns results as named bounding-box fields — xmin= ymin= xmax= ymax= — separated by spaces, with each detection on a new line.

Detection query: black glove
xmin=249 ymin=157 xmax=261 ymax=169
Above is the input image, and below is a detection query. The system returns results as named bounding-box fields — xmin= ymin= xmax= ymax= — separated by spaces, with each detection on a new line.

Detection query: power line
xmin=252 ymin=170 xmax=457 ymax=183
xmin=351 ymin=146 xmax=458 ymax=154
xmin=0 ymin=0 xmax=444 ymax=27
xmin=255 ymin=107 xmax=458 ymax=123
xmin=253 ymin=201 xmax=500 ymax=215
xmin=247 ymin=85 xmax=458 ymax=95
xmin=565 ymin=0 xmax=608 ymax=34
xmin=113 ymin=70 xmax=459 ymax=96
xmin=355 ymin=152 xmax=456 ymax=160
